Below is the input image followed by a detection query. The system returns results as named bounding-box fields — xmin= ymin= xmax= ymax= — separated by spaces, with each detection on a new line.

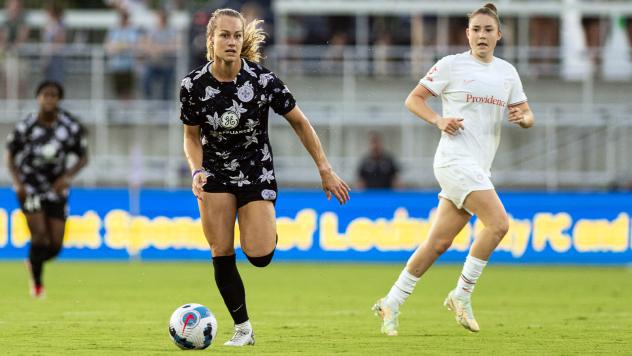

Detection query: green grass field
xmin=0 ymin=262 xmax=630 ymax=355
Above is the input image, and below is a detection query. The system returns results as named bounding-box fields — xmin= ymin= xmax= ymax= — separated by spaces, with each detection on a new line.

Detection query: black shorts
xmin=203 ymin=180 xmax=278 ymax=209
xmin=19 ymin=194 xmax=68 ymax=220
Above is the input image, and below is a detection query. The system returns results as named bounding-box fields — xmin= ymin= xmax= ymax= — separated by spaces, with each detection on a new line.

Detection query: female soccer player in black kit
xmin=180 ymin=9 xmax=350 ymax=346
xmin=5 ymin=80 xmax=88 ymax=298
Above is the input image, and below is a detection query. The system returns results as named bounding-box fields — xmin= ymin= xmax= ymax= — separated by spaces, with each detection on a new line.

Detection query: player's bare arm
xmin=4 ymin=150 xmax=25 ymax=200
xmin=284 ymin=105 xmax=350 ymax=204
xmin=183 ymin=125 xmax=206 ymax=200
xmin=405 ymin=84 xmax=464 ymax=136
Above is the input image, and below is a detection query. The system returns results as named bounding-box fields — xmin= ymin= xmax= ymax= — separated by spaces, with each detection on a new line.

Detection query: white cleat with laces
xmin=224 ymin=324 xmax=255 ymax=346
xmin=372 ymin=298 xmax=399 ymax=336
xmin=444 ymin=290 xmax=480 ymax=332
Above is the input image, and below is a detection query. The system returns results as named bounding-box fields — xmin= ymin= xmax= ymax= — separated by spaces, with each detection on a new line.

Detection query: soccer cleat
xmin=444 ymin=290 xmax=480 ymax=332
xmin=30 ymin=284 xmax=45 ymax=299
xmin=224 ymin=325 xmax=255 ymax=346
xmin=25 ymin=259 xmax=45 ymax=299
xmin=372 ymin=298 xmax=399 ymax=336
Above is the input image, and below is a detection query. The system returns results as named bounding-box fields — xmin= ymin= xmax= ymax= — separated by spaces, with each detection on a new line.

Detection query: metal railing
xmin=0 ymin=43 xmax=631 ymax=189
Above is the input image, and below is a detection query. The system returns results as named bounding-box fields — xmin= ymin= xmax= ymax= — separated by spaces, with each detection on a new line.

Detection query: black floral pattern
xmin=179 ymin=58 xmax=296 ymax=187
xmin=6 ymin=110 xmax=87 ymax=197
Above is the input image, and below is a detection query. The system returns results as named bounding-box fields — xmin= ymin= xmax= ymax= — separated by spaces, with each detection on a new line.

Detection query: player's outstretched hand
xmin=320 ymin=169 xmax=350 ymax=205
xmin=436 ymin=117 xmax=464 ymax=135
xmin=192 ymin=170 xmax=207 ymax=201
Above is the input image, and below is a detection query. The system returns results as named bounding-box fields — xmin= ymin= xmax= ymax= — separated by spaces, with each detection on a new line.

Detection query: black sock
xmin=212 ymin=254 xmax=248 ymax=324
xmin=29 ymin=245 xmax=48 ymax=287
xmin=45 ymin=243 xmax=63 ymax=261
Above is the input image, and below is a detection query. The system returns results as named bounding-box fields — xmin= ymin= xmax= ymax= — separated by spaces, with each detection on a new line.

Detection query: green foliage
xmin=0 ymin=262 xmax=630 ymax=354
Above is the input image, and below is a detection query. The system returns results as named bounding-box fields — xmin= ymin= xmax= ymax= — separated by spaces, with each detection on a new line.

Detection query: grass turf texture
xmin=0 ymin=262 xmax=630 ymax=355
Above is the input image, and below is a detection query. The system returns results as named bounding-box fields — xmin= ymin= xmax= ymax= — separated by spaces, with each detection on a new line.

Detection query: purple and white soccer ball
xmin=168 ymin=303 xmax=218 ymax=349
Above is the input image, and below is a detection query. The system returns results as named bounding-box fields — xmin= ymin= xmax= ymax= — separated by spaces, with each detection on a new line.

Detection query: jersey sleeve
xmin=418 ymin=56 xmax=453 ymax=96
xmin=5 ymin=130 xmax=21 ymax=157
xmin=5 ymin=122 xmax=26 ymax=157
xmin=179 ymin=76 xmax=204 ymax=126
xmin=70 ymin=123 xmax=88 ymax=158
xmin=508 ymin=67 xmax=528 ymax=106
xmin=268 ymin=73 xmax=296 ymax=116
xmin=60 ymin=111 xmax=88 ymax=158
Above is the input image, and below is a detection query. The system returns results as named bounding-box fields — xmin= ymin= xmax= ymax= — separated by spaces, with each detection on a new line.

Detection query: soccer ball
xmin=168 ymin=303 xmax=218 ymax=349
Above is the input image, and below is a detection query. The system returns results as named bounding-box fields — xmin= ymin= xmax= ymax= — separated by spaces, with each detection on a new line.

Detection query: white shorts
xmin=434 ymin=164 xmax=494 ymax=211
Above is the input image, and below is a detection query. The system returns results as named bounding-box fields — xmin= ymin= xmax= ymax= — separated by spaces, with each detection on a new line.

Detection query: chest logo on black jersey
xmin=39 ymin=142 xmax=59 ymax=162
xmin=237 ymin=81 xmax=254 ymax=103
xmin=220 ymin=111 xmax=240 ymax=129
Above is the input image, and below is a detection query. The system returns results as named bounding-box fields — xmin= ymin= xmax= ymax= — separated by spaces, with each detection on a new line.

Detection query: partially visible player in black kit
xmin=180 ymin=8 xmax=350 ymax=346
xmin=5 ymin=80 xmax=88 ymax=298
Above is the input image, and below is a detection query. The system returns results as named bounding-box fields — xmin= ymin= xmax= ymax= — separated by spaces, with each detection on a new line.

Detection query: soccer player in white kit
xmin=373 ymin=3 xmax=535 ymax=335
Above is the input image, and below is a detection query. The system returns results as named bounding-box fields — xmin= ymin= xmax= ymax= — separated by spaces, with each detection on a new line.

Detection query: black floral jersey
xmin=6 ymin=110 xmax=87 ymax=197
xmin=179 ymin=58 xmax=296 ymax=188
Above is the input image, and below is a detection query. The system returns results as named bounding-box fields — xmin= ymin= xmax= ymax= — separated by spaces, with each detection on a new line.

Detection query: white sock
xmin=453 ymin=255 xmax=488 ymax=299
xmin=235 ymin=320 xmax=251 ymax=331
xmin=384 ymin=268 xmax=420 ymax=308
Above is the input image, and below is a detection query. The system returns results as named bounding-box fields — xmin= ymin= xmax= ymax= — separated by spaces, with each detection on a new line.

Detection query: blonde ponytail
xmin=241 ymin=19 xmax=266 ymax=63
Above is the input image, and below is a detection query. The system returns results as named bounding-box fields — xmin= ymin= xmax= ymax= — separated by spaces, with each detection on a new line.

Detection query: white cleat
xmin=444 ymin=290 xmax=480 ymax=332
xmin=372 ymin=298 xmax=399 ymax=336
xmin=224 ymin=326 xmax=255 ymax=346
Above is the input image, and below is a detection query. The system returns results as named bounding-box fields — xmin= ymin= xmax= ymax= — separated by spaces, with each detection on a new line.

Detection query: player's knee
xmin=491 ymin=216 xmax=510 ymax=240
xmin=46 ymin=243 xmax=63 ymax=260
xmin=431 ymin=240 xmax=452 ymax=255
xmin=245 ymin=250 xmax=275 ymax=268
xmin=29 ymin=231 xmax=49 ymax=245
xmin=210 ymin=244 xmax=235 ymax=257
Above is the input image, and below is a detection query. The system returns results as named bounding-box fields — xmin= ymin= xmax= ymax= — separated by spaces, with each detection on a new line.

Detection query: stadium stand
xmin=1 ymin=0 xmax=631 ymax=189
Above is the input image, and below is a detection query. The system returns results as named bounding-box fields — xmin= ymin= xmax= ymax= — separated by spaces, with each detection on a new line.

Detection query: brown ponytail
xmin=468 ymin=3 xmax=501 ymax=29
xmin=205 ymin=8 xmax=266 ymax=63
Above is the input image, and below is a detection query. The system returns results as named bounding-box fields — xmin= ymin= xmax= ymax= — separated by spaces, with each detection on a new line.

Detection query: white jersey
xmin=419 ymin=51 xmax=527 ymax=175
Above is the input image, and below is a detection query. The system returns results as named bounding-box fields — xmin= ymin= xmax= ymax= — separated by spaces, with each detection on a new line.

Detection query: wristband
xmin=191 ymin=168 xmax=205 ymax=179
